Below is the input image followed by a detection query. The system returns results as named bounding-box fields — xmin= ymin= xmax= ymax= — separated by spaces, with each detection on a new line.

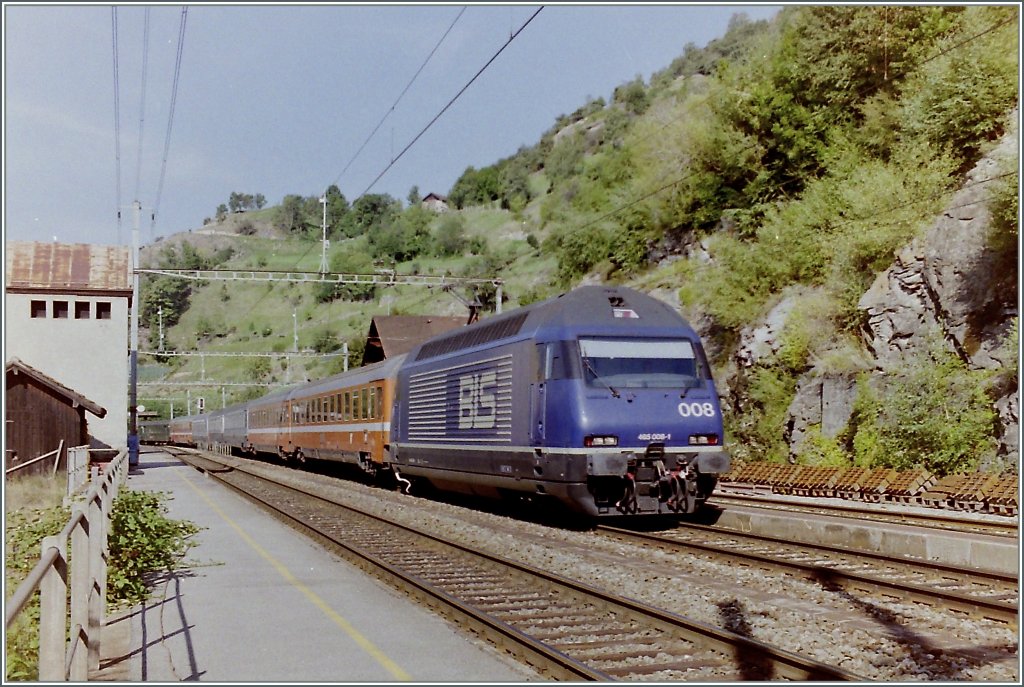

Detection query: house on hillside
xmin=362 ymin=315 xmax=466 ymax=365
xmin=4 ymin=241 xmax=132 ymax=450
xmin=5 ymin=359 xmax=107 ymax=477
xmin=421 ymin=193 xmax=449 ymax=213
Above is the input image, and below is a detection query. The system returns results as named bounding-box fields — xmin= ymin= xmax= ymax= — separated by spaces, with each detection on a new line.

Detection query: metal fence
xmin=4 ymin=448 xmax=128 ymax=680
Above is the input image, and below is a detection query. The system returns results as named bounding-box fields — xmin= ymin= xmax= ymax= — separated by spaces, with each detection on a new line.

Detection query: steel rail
xmin=176 ymin=451 xmax=604 ymax=680
xmin=176 ymin=449 xmax=866 ymax=681
xmin=598 ymin=524 xmax=1018 ymax=628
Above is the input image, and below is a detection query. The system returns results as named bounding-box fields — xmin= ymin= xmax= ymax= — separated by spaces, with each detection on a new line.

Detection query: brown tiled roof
xmin=5 ymin=241 xmax=131 ymax=294
xmin=5 ymin=358 xmax=107 ymax=417
xmin=363 ymin=315 xmax=466 ymax=363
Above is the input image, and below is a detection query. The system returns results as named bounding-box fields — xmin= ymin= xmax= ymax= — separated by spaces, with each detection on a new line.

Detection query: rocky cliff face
xmin=728 ymin=111 xmax=1019 ymax=469
xmin=858 ymin=117 xmax=1018 ymax=374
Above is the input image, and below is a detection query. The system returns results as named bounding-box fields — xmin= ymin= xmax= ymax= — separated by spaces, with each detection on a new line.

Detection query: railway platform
xmin=92 ymin=447 xmax=537 ymax=682
xmin=710 ymin=487 xmax=1019 ymax=576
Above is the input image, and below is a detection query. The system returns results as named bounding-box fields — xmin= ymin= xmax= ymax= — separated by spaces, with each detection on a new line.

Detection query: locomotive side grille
xmin=407 ymin=354 xmax=513 ymax=442
xmin=415 ymin=312 xmax=528 ymax=361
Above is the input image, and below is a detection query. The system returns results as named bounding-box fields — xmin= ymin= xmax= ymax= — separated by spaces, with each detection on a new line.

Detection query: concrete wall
xmin=5 ymin=292 xmax=129 ymax=450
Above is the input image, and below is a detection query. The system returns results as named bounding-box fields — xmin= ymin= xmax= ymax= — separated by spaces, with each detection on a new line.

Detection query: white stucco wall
xmin=5 ymin=292 xmax=129 ymax=450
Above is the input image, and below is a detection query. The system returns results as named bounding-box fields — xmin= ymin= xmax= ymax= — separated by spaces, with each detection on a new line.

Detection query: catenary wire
xmin=134 ymin=7 xmax=150 ymax=203
xmin=150 ymin=6 xmax=189 ymax=241
xmin=917 ymin=13 xmax=1017 ymax=68
xmin=329 ymin=6 xmax=467 ymax=192
xmin=359 ymin=6 xmax=544 ymax=198
xmin=112 ymin=7 xmax=123 ymax=245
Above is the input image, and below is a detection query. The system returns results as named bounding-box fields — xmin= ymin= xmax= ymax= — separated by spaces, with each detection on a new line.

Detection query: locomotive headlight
xmin=688 ymin=434 xmax=719 ymax=446
xmin=584 ymin=435 xmax=619 ymax=447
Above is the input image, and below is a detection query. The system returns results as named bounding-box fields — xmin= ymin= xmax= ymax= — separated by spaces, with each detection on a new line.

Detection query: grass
xmin=4 ymin=474 xmax=69 ymax=681
xmin=4 ymin=473 xmax=65 ymax=513
xmin=140 ymin=185 xmax=618 ymax=408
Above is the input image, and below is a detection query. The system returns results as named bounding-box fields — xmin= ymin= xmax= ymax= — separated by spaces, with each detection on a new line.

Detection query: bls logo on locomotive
xmin=458 ymin=371 xmax=497 ymax=429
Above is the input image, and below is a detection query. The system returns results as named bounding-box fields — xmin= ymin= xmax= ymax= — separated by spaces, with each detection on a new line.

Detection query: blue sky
xmin=4 ymin=3 xmax=781 ymax=247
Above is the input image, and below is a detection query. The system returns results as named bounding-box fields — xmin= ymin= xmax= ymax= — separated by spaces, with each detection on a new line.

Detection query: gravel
xmin=241 ymin=458 xmax=1020 ymax=682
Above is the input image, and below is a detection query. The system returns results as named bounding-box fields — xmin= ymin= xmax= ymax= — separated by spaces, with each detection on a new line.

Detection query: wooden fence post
xmin=87 ymin=490 xmax=103 ymax=671
xmin=38 ymin=536 xmax=67 ymax=681
xmin=69 ymin=507 xmax=90 ymax=680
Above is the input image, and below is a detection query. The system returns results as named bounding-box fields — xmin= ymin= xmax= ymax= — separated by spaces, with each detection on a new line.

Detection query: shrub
xmin=246 ymin=357 xmax=271 ymax=380
xmin=796 ymin=426 xmax=850 ymax=468
xmin=551 ymin=223 xmax=613 ymax=284
xmin=313 ymin=330 xmax=341 ymax=354
xmin=898 ymin=6 xmax=1018 ymax=169
xmin=846 ymin=340 xmax=997 ymax=475
xmin=433 ymin=214 xmax=468 ymax=257
xmin=107 ymin=490 xmax=201 ymax=607
xmin=4 ymin=505 xmax=69 ymax=680
xmin=727 ymin=364 xmax=797 ymax=464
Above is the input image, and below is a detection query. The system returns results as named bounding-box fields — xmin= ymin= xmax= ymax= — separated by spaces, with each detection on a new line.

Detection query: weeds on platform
xmin=3 ymin=486 xmax=200 ymax=680
xmin=107 ymin=490 xmax=202 ymax=608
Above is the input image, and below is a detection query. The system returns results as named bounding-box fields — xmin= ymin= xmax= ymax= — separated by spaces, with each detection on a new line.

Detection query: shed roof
xmin=363 ymin=315 xmax=466 ymax=364
xmin=5 ymin=241 xmax=132 ymax=294
xmin=5 ymin=358 xmax=107 ymax=418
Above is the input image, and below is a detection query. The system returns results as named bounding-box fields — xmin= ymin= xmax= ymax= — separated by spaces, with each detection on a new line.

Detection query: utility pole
xmin=158 ymin=306 xmax=164 ymax=352
xmin=128 ymin=200 xmax=141 ymax=467
xmin=292 ymin=309 xmax=298 ymax=353
xmin=318 ymin=194 xmax=329 ymax=274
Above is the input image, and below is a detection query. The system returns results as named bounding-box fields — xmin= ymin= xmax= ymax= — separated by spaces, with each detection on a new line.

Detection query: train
xmin=154 ymin=285 xmax=730 ymax=517
xmin=138 ymin=419 xmax=171 ymax=445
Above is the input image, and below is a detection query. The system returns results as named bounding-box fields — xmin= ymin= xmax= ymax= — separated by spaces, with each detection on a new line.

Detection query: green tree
xmin=313 ymin=329 xmax=341 ymax=354
xmin=340 ymin=193 xmax=399 ymax=238
xmin=313 ymin=249 xmax=377 ymax=303
xmin=368 ymin=206 xmax=432 ymax=262
xmin=612 ymin=76 xmax=650 ymax=115
xmin=325 ymin=185 xmax=350 ymax=239
xmin=449 ymin=166 xmax=501 ymax=209
xmin=275 ymin=194 xmax=306 ymax=234
xmin=433 ymin=213 xmax=468 ymax=257
xmin=245 ymin=357 xmax=271 ymax=381
xmin=407 ymin=185 xmax=422 ymax=206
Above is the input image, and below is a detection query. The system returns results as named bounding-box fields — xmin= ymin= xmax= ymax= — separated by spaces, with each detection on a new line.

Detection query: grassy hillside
xmin=140 ymin=6 xmax=1018 ymax=477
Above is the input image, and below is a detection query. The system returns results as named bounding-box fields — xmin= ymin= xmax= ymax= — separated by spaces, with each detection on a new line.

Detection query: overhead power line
xmin=134 ymin=7 xmax=150 ymax=203
xmin=329 ymin=6 xmax=467 ymax=191
xmin=360 ymin=5 xmax=544 ymax=197
xmin=111 ymin=7 xmax=123 ymax=245
xmin=150 ymin=6 xmax=189 ymax=240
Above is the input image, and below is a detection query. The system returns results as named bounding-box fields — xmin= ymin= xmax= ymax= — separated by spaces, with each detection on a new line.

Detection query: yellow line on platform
xmin=176 ymin=469 xmax=412 ymax=681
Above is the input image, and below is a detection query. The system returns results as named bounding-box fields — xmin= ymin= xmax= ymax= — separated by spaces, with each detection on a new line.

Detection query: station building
xmin=5 ymin=241 xmax=132 ymax=452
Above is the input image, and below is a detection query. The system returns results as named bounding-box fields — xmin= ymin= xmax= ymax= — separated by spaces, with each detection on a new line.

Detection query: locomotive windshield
xmin=578 ymin=338 xmax=703 ymax=389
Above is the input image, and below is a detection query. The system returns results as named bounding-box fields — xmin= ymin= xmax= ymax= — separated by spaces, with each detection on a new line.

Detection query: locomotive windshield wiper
xmin=582 ymin=357 xmax=620 ymax=398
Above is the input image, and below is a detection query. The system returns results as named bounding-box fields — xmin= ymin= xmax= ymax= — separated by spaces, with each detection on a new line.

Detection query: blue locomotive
xmin=390 ymin=285 xmax=729 ymax=517
xmin=156 ymin=285 xmax=729 ymax=518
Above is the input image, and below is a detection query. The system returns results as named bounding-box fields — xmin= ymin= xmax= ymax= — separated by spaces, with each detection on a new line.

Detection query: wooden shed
xmin=5 ymin=358 xmax=106 ymax=477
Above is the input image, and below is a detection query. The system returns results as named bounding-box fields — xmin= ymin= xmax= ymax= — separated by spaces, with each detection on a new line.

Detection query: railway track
xmin=712 ymin=490 xmax=1019 ymax=539
xmin=598 ymin=523 xmax=1018 ymax=630
xmin=173 ymin=449 xmax=864 ymax=681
